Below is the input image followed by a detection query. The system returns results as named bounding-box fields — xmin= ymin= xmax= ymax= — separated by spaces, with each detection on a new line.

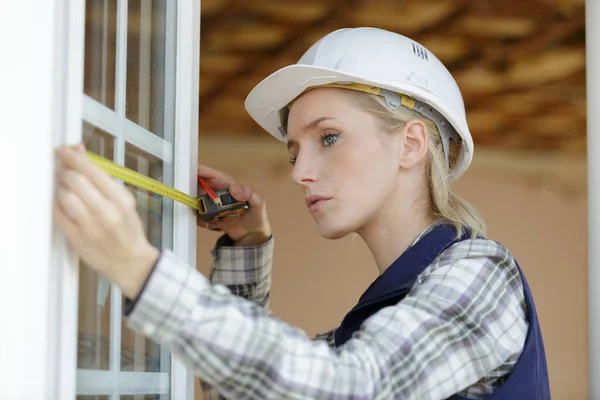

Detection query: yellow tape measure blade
xmin=86 ymin=151 xmax=201 ymax=211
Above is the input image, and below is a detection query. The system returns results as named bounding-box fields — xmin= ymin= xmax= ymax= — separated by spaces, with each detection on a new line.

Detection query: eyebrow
xmin=287 ymin=116 xmax=337 ymax=152
xmin=303 ymin=116 xmax=336 ymax=131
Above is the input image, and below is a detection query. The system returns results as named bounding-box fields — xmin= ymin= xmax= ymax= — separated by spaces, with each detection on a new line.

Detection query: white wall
xmin=195 ymin=136 xmax=587 ymax=400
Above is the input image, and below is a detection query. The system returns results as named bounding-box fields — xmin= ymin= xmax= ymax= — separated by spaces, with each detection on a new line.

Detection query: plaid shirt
xmin=125 ymin=223 xmax=528 ymax=400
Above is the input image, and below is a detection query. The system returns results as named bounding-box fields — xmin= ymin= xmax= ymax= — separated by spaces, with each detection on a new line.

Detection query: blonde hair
xmin=348 ymin=90 xmax=486 ymax=239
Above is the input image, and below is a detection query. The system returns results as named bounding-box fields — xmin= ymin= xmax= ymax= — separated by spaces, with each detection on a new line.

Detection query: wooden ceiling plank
xmin=200 ymin=53 xmax=247 ymax=76
xmin=458 ymin=15 xmax=538 ymax=38
xmin=463 ymin=69 xmax=586 ymax=106
xmin=199 ymin=0 xmax=356 ymax=116
xmin=348 ymin=1 xmax=460 ymax=34
xmin=506 ymin=46 xmax=585 ymax=87
xmin=245 ymin=1 xmax=330 ymax=24
xmin=480 ymin=9 xmax=584 ymax=66
xmin=201 ymin=0 xmax=245 ymax=39
xmin=201 ymin=0 xmax=231 ymax=16
xmin=446 ymin=4 xmax=583 ymax=71
xmin=204 ymin=25 xmax=291 ymax=52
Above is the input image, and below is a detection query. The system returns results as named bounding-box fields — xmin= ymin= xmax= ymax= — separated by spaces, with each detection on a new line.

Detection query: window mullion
xmin=139 ymin=0 xmax=152 ymax=128
xmin=111 ymin=0 xmax=128 ymax=399
xmin=115 ymin=0 xmax=128 ymax=119
xmin=170 ymin=0 xmax=201 ymax=398
xmin=101 ymin=0 xmax=109 ymax=106
xmin=160 ymin=3 xmax=177 ymax=396
xmin=109 ymin=284 xmax=123 ymax=400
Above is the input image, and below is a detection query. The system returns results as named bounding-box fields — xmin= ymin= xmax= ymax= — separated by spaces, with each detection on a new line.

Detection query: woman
xmin=54 ymin=28 xmax=550 ymax=399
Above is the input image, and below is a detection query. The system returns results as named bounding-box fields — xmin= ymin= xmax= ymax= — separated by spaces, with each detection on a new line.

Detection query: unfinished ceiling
xmin=198 ymin=0 xmax=586 ymax=155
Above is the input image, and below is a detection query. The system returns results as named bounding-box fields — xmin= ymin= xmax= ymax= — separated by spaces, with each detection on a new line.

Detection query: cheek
xmin=341 ymin=138 xmax=395 ymax=189
xmin=335 ymin=144 xmax=395 ymax=213
xmin=314 ymin=146 xmax=395 ymax=238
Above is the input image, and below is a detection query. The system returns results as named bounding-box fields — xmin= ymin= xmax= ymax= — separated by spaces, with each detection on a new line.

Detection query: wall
xmin=195 ymin=136 xmax=588 ymax=400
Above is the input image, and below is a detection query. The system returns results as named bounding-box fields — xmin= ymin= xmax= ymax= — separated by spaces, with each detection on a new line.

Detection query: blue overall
xmin=334 ymin=224 xmax=551 ymax=399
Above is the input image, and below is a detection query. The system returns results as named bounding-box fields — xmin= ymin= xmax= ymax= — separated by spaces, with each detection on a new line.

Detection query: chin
xmin=315 ymin=219 xmax=355 ymax=240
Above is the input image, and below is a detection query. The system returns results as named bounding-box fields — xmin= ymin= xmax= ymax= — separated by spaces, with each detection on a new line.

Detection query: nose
xmin=291 ymin=151 xmax=317 ymax=186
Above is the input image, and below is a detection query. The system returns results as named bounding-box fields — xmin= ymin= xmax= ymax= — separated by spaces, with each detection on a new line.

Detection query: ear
xmin=399 ymin=120 xmax=429 ymax=169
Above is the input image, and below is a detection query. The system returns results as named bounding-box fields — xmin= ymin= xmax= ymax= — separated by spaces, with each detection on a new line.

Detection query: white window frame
xmin=0 ymin=0 xmax=200 ymax=399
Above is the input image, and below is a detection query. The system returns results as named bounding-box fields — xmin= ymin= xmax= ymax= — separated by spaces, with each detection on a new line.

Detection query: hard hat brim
xmin=244 ymin=64 xmax=473 ymax=181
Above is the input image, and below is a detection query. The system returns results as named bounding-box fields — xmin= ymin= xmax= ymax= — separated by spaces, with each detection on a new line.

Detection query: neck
xmin=357 ymin=194 xmax=434 ymax=274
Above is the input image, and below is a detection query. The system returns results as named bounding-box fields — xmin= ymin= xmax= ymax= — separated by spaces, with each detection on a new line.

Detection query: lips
xmin=305 ymin=195 xmax=331 ymax=212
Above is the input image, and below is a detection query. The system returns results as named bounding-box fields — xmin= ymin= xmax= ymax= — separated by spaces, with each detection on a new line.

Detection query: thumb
xmin=247 ymin=190 xmax=264 ymax=208
xmin=230 ymin=184 xmax=263 ymax=208
xmin=229 ymin=183 xmax=257 ymax=203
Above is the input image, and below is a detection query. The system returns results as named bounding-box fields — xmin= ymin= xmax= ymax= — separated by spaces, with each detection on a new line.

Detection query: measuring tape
xmin=87 ymin=151 xmax=249 ymax=223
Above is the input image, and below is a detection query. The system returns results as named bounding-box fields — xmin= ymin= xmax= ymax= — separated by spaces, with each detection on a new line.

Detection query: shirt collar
xmin=406 ymin=220 xmax=445 ymax=250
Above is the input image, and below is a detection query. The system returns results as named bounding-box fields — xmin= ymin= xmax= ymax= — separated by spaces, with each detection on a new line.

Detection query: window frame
xmin=4 ymin=0 xmax=201 ymax=399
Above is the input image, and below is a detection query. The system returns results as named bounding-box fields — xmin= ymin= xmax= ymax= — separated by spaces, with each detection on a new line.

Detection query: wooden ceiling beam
xmin=446 ymin=4 xmax=584 ymax=71
xmin=506 ymin=46 xmax=585 ymax=87
xmin=200 ymin=0 xmax=245 ymax=39
xmin=455 ymin=45 xmax=585 ymax=99
xmin=467 ymin=0 xmax=562 ymax=20
xmin=203 ymin=25 xmax=291 ymax=52
xmin=244 ymin=1 xmax=330 ymax=25
xmin=462 ymin=68 xmax=585 ymax=108
xmin=480 ymin=10 xmax=584 ymax=66
xmin=199 ymin=0 xmax=360 ymax=116
xmin=347 ymin=1 xmax=463 ymax=35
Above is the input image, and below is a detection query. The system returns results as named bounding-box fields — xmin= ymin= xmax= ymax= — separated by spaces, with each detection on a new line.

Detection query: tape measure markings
xmin=86 ymin=151 xmax=201 ymax=211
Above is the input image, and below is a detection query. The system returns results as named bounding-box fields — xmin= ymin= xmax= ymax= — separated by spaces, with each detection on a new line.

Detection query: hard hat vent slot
xmin=412 ymin=43 xmax=429 ymax=61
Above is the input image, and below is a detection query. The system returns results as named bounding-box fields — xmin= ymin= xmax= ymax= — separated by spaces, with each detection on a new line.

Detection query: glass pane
xmin=126 ymin=0 xmax=170 ymax=137
xmin=84 ymin=0 xmax=118 ymax=109
xmin=124 ymin=143 xmax=170 ymax=250
xmin=77 ymin=396 xmax=110 ymax=400
xmin=120 ymin=143 xmax=172 ymax=372
xmin=77 ymin=123 xmax=115 ymax=371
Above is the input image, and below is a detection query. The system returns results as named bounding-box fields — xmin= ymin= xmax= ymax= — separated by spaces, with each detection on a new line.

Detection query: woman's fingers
xmin=233 ymin=185 xmax=264 ymax=209
xmin=196 ymin=214 xmax=223 ymax=231
xmin=247 ymin=190 xmax=265 ymax=208
xmin=194 ymin=165 xmax=269 ymax=242
xmin=55 ymin=183 xmax=91 ymax=226
xmin=54 ymin=202 xmax=85 ymax=249
xmin=196 ymin=217 xmax=211 ymax=229
xmin=56 ymin=144 xmax=140 ymax=240
xmin=197 ymin=164 xmax=236 ymax=191
xmin=56 ymin=146 xmax=131 ymax=207
xmin=228 ymin=183 xmax=248 ymax=201
xmin=58 ymin=167 xmax=110 ymax=216
xmin=229 ymin=184 xmax=264 ymax=206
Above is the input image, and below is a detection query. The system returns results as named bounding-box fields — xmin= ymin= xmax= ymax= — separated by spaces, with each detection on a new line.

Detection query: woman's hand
xmin=54 ymin=143 xmax=159 ymax=299
xmin=197 ymin=164 xmax=271 ymax=246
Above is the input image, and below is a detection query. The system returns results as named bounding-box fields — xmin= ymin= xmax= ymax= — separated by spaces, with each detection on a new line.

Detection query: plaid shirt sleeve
xmin=208 ymin=235 xmax=274 ymax=308
xmin=125 ymin=237 xmax=527 ymax=400
xmin=200 ymin=236 xmax=275 ymax=399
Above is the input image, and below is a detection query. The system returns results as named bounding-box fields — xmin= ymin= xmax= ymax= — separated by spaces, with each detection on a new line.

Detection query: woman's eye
xmin=321 ymin=133 xmax=339 ymax=147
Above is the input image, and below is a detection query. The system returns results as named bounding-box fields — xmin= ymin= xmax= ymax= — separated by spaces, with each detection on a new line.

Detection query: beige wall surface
xmin=195 ymin=137 xmax=588 ymax=400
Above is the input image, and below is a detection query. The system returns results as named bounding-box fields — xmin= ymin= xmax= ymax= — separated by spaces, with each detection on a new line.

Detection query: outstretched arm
xmin=124 ymin=239 xmax=527 ymax=400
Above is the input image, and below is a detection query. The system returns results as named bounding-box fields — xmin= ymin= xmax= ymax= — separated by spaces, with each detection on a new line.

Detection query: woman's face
xmin=286 ymin=88 xmax=405 ymax=239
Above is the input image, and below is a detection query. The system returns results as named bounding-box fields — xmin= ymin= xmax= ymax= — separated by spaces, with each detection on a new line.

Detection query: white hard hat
xmin=244 ymin=27 xmax=474 ymax=181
